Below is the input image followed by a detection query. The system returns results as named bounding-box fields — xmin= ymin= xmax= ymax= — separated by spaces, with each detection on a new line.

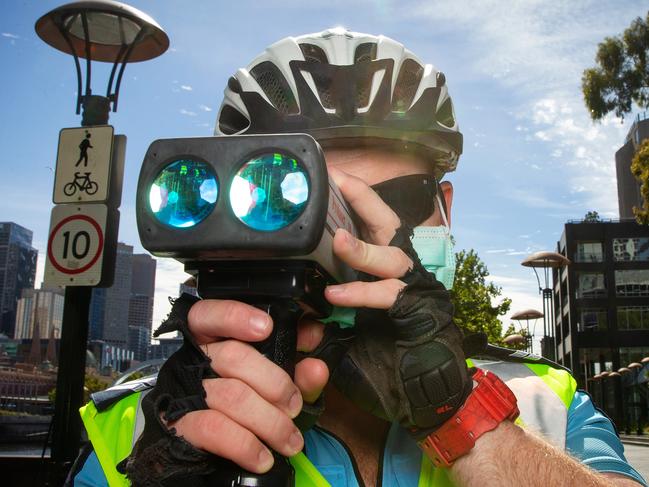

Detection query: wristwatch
xmin=418 ymin=367 xmax=520 ymax=468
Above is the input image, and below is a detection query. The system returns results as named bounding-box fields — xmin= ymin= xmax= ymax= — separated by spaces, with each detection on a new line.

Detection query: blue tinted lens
xmin=230 ymin=153 xmax=309 ymax=231
xmin=149 ymin=160 xmax=218 ymax=228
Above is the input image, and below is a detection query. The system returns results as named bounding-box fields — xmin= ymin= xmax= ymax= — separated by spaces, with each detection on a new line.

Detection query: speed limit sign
xmin=44 ymin=204 xmax=114 ymax=286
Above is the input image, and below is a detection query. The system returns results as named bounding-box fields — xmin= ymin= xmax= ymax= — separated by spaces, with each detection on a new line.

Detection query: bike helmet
xmin=215 ymin=28 xmax=462 ymax=178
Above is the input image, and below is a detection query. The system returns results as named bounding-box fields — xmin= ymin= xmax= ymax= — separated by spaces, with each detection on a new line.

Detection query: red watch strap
xmin=418 ymin=368 xmax=520 ymax=468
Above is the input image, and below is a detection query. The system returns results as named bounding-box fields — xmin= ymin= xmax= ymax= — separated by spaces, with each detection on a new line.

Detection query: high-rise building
xmin=550 ymin=114 xmax=649 ymax=432
xmin=128 ymin=325 xmax=150 ymax=362
xmin=89 ymin=243 xmax=133 ymax=347
xmin=128 ymin=254 xmax=156 ymax=331
xmin=127 ymin=253 xmax=156 ymax=361
xmin=553 ymin=217 xmax=649 ymax=428
xmin=615 ymin=115 xmax=648 ymax=220
xmin=14 ymin=287 xmax=65 ymax=340
xmin=0 ymin=223 xmax=37 ymax=338
xmin=90 ymin=244 xmax=157 ymax=356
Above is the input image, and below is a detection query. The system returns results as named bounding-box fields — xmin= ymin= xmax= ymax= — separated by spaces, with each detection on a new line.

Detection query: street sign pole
xmin=48 ymin=129 xmax=124 ymax=480
xmin=34 ymin=3 xmax=169 ymax=481
xmin=51 ymin=286 xmax=91 ymax=474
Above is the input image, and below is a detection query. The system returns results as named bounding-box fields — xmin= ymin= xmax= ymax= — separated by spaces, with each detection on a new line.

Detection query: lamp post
xmin=511 ymin=309 xmax=543 ymax=354
xmin=35 ymin=0 xmax=169 ymax=125
xmin=34 ymin=1 xmax=168 ymax=478
xmin=521 ymin=251 xmax=570 ymax=362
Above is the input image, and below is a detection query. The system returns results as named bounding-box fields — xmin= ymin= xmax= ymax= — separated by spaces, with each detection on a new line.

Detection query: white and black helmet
xmin=216 ymin=28 xmax=462 ymax=178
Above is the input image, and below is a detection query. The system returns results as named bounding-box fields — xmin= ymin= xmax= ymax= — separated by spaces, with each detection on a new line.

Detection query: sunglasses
xmin=371 ymin=174 xmax=439 ymax=227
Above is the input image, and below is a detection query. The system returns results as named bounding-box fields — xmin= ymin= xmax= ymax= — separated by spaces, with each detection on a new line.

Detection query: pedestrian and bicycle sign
xmin=44 ymin=204 xmax=109 ymax=286
xmin=53 ymin=126 xmax=114 ymax=203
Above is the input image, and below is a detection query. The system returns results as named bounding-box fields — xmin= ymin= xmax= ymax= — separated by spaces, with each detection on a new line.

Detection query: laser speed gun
xmin=136 ymin=133 xmax=356 ymax=487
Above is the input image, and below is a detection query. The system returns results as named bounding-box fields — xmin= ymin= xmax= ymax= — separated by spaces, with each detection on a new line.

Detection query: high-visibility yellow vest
xmin=79 ymin=359 xmax=576 ymax=487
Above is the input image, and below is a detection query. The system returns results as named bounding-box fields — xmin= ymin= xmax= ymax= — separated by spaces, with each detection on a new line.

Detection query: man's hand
xmin=324 ymin=167 xmax=412 ymax=308
xmin=122 ymin=298 xmax=331 ymax=486
xmin=170 ymin=300 xmax=330 ymax=473
xmin=317 ymin=167 xmax=472 ymax=431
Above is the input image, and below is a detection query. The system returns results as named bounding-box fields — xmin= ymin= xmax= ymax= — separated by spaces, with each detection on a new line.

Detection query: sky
xmin=1 ymin=0 xmax=646 ymax=346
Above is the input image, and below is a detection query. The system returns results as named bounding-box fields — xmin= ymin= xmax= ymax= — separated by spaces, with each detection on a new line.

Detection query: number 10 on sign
xmin=44 ymin=204 xmax=108 ymax=287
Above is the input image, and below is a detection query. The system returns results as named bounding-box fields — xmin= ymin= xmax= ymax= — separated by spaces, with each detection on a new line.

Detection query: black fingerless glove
xmin=330 ymin=226 xmax=473 ymax=434
xmin=120 ymin=293 xmax=223 ymax=487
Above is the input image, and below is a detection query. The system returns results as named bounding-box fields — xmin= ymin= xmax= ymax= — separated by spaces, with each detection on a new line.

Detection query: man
xmin=69 ymin=29 xmax=647 ymax=487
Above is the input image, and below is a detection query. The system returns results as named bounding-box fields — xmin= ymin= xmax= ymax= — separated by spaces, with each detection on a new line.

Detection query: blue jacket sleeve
xmin=566 ymin=390 xmax=647 ymax=486
xmin=71 ymin=449 xmax=109 ymax=487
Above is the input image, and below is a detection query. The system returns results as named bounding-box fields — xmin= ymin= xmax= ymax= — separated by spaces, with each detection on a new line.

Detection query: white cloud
xmin=507 ymin=188 xmax=571 ymax=210
xmin=410 ymin=0 xmax=638 ymax=215
xmin=181 ymin=85 xmax=193 ymax=91
xmin=180 ymin=109 xmax=197 ymax=117
xmin=199 ymin=104 xmax=213 ymax=112
xmin=152 ymin=258 xmax=190 ymax=327
xmin=2 ymin=33 xmax=19 ymax=39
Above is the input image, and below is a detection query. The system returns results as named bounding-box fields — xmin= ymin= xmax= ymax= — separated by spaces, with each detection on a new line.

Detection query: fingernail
xmin=326 ymin=285 xmax=346 ymax=295
xmin=288 ymin=430 xmax=303 ymax=453
xmin=249 ymin=314 xmax=270 ymax=335
xmin=289 ymin=391 xmax=302 ymax=416
xmin=258 ymin=448 xmax=274 ymax=471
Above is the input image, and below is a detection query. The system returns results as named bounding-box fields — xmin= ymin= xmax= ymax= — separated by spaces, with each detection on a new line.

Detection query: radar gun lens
xmin=229 ymin=152 xmax=309 ymax=231
xmin=149 ymin=159 xmax=218 ymax=228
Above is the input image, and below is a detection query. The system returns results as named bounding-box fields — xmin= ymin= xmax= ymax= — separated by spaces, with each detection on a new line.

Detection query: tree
xmin=450 ymin=249 xmax=512 ymax=345
xmin=583 ymin=210 xmax=602 ymax=222
xmin=582 ymin=12 xmax=649 ymax=120
xmin=631 ymin=138 xmax=649 ymax=224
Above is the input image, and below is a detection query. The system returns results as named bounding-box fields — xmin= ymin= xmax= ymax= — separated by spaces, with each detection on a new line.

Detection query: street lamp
xmin=511 ymin=309 xmax=543 ymax=354
xmin=503 ymin=333 xmax=526 ymax=347
xmin=521 ymin=251 xmax=570 ymax=362
xmin=34 ymin=1 xmax=168 ymax=477
xmin=35 ymin=0 xmax=169 ymax=125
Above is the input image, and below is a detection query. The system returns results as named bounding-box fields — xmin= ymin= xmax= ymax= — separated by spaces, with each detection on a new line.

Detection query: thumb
xmin=294 ymin=357 xmax=329 ymax=404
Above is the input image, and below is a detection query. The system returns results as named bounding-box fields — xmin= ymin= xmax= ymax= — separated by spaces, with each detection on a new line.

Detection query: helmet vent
xmin=218 ymin=105 xmax=250 ymax=135
xmin=250 ymin=61 xmax=298 ymax=114
xmin=299 ymin=43 xmax=329 ymax=64
xmin=437 ymin=98 xmax=455 ymax=128
xmin=392 ymin=59 xmax=424 ymax=113
xmin=354 ymin=43 xmax=377 ymax=64
xmin=299 ymin=43 xmax=334 ymax=109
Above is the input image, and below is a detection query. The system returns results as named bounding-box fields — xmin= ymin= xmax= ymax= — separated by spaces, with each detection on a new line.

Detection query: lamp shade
xmin=35 ymin=0 xmax=169 ymax=63
xmin=521 ymin=251 xmax=571 ymax=269
xmin=511 ymin=309 xmax=544 ymax=321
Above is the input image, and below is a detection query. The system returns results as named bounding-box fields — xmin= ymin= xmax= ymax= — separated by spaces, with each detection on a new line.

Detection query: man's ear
xmin=439 ymin=181 xmax=453 ymax=227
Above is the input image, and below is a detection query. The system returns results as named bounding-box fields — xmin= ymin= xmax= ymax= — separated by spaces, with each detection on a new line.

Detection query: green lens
xmin=230 ymin=152 xmax=309 ymax=231
xmin=149 ymin=159 xmax=218 ymax=228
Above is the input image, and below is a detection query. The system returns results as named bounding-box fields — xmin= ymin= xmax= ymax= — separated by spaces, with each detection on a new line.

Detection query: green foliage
xmin=450 ymin=249 xmax=512 ymax=345
xmin=48 ymin=373 xmax=111 ymax=404
xmin=582 ymin=12 xmax=649 ymax=120
xmin=583 ymin=210 xmax=602 ymax=222
xmin=631 ymin=138 xmax=649 ymax=224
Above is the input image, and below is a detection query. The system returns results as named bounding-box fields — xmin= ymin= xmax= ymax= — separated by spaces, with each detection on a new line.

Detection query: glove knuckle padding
xmin=331 ymin=225 xmax=472 ymax=433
